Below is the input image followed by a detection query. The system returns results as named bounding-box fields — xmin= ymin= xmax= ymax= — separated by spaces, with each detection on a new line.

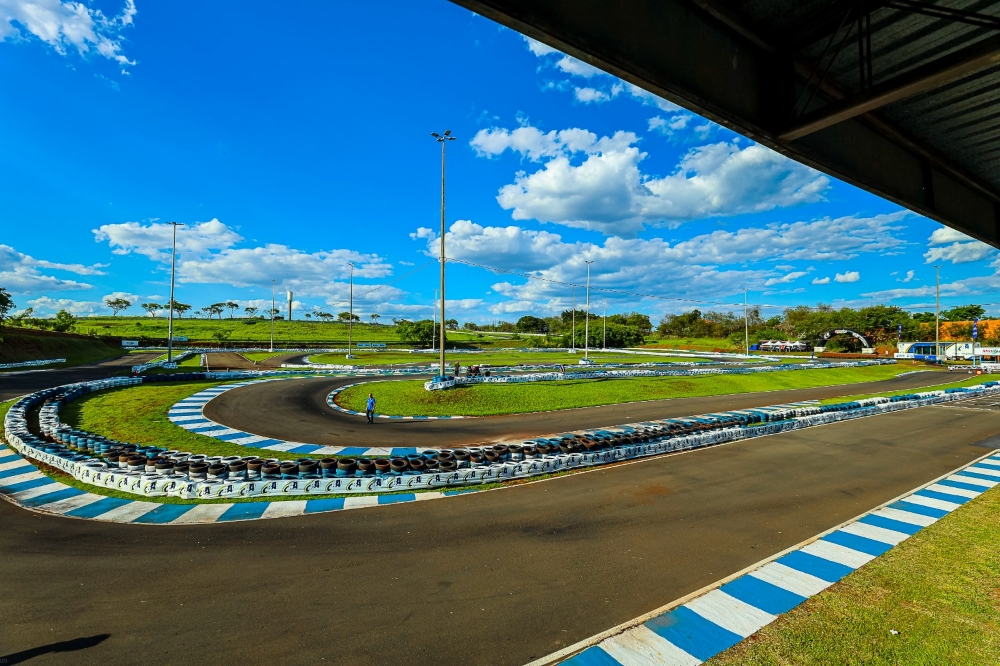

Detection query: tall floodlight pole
xmin=934 ymin=265 xmax=941 ymax=362
xmin=347 ymin=261 xmax=356 ymax=359
xmin=432 ymin=289 xmax=438 ymax=353
xmin=603 ymin=298 xmax=607 ymax=349
xmin=431 ymin=130 xmax=455 ymax=378
xmin=584 ymin=261 xmax=594 ymax=360
xmin=270 ymin=279 xmax=276 ymax=352
xmin=166 ymin=222 xmax=183 ymax=362
xmin=743 ymin=289 xmax=750 ymax=356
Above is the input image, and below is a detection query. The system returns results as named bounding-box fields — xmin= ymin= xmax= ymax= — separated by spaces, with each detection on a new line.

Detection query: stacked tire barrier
xmin=6 ymin=373 xmax=1000 ymax=502
xmin=0 ymin=358 xmax=67 ymax=370
xmin=424 ymin=359 xmax=897 ymax=390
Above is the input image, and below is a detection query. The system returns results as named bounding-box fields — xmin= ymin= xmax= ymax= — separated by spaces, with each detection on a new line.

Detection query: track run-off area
xmin=3 ymin=361 xmax=1000 ymax=664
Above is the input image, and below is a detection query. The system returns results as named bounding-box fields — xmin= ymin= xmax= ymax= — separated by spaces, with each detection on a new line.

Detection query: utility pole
xmin=431 ymin=129 xmax=455 ymax=379
xmin=584 ymin=260 xmax=594 ymax=361
xmin=935 ymin=265 xmax=941 ymax=363
xmin=432 ymin=289 xmax=438 ymax=353
xmin=743 ymin=288 xmax=749 ymax=356
xmin=270 ymin=279 xmax=276 ymax=353
xmin=166 ymin=222 xmax=183 ymax=362
xmin=347 ymin=261 xmax=356 ymax=359
xmin=603 ymin=298 xmax=607 ymax=349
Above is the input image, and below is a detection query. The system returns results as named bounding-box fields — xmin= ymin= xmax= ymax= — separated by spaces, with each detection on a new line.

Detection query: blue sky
xmin=3 ymin=0 xmax=999 ymax=323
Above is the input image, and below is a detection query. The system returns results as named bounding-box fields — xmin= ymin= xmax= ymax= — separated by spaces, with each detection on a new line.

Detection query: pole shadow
xmin=1 ymin=634 xmax=110 ymax=664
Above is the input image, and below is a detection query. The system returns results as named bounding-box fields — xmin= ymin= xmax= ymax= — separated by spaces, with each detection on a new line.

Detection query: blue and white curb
xmin=168 ymin=380 xmax=449 ymax=455
xmin=326 ymin=382 xmax=474 ymax=421
xmin=0 ymin=442 xmax=452 ymax=524
xmin=539 ymin=452 xmax=1000 ymax=666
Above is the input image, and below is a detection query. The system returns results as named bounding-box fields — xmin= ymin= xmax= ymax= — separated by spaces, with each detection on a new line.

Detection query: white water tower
xmin=287 ymin=291 xmax=293 ymax=320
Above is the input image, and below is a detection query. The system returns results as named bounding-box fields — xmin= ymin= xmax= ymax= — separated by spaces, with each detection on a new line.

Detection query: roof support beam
xmin=782 ymin=33 xmax=1000 ymax=141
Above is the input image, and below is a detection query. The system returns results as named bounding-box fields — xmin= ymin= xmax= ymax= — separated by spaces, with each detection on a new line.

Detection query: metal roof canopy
xmin=452 ymin=0 xmax=1000 ymax=248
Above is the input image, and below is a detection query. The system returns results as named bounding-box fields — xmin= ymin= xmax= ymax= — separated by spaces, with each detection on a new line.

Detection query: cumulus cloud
xmin=811 ymin=277 xmax=831 ymax=285
xmin=0 ymin=0 xmax=136 ymax=70
xmin=764 ymin=271 xmax=807 ymax=287
xmin=923 ymin=226 xmax=995 ymax=264
xmin=473 ymin=126 xmax=829 ymax=236
xmin=93 ymin=219 xmax=244 ymax=261
xmin=899 ymin=270 xmax=915 ymax=283
xmin=835 ymin=271 xmax=860 ymax=283
xmin=0 ymin=244 xmax=100 ymax=294
xmin=93 ymin=218 xmax=395 ymax=299
xmin=26 ymin=296 xmax=105 ymax=315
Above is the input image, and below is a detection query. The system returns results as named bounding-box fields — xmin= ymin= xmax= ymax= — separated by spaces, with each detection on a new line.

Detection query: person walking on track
xmin=366 ymin=393 xmax=376 ymax=424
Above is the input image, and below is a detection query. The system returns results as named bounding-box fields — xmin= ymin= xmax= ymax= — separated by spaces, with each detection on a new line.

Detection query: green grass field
xmin=642 ymin=337 xmax=738 ymax=351
xmin=61 ymin=382 xmax=310 ymax=461
xmin=0 ymin=331 xmax=126 ymax=369
xmin=821 ymin=374 xmax=995 ymax=404
xmin=709 ymin=482 xmax=1000 ymax=665
xmin=337 ymin=364 xmax=926 ymax=417
xmin=309 ymin=350 xmax=707 ymax=367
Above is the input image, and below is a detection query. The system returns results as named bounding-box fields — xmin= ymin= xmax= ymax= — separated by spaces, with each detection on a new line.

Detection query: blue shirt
xmin=366 ymin=397 xmax=375 ymax=410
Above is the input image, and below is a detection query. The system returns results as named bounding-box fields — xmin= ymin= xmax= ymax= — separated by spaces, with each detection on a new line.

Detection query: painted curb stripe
xmin=540 ymin=453 xmax=1000 ymax=666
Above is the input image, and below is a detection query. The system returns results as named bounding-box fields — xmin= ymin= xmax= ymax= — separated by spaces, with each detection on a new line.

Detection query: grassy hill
xmin=0 ymin=330 xmax=126 ymax=368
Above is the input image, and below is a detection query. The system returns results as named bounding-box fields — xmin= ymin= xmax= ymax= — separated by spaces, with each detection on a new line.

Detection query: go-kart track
xmin=3 ymin=357 xmax=1000 ymax=665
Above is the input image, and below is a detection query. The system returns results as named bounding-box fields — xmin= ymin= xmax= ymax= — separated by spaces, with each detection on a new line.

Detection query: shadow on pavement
xmin=2 ymin=634 xmax=110 ymax=664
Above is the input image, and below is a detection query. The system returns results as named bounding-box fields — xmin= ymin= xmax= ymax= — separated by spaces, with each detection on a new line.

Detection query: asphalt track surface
xmin=204 ymin=369 xmax=965 ymax=447
xmin=1 ymin=364 xmax=995 ymax=665
xmin=0 ymin=353 xmax=157 ymax=402
xmin=4 ymin=400 xmax=1000 ymax=664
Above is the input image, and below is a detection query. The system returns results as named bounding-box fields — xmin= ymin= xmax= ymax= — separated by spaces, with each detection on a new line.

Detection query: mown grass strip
xmin=708 ymin=482 xmax=1000 ymax=665
xmin=337 ymin=365 xmax=927 ymax=417
xmin=308 ymin=350 xmax=706 ymax=367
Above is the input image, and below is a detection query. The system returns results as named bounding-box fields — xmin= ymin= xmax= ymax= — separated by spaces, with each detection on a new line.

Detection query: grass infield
xmin=336 ymin=365 xmax=927 ymax=417
xmin=708 ymin=482 xmax=1000 ymax=665
xmin=308 ymin=350 xmax=708 ymax=367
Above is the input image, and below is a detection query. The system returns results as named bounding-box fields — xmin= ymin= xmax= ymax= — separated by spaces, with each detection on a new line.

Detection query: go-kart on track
xmin=3 ymin=362 xmax=1000 ymax=665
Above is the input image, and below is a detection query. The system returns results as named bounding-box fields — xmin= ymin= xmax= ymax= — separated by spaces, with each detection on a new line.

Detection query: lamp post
xmin=584 ymin=260 xmax=594 ymax=361
xmin=431 ymin=129 xmax=455 ymax=379
xmin=166 ymin=221 xmax=183 ymax=362
xmin=934 ymin=265 xmax=941 ymax=362
xmin=743 ymin=288 xmax=749 ymax=356
xmin=432 ymin=289 xmax=438 ymax=353
xmin=347 ymin=261 xmax=356 ymax=359
xmin=270 ymin=279 xmax=276 ymax=353
xmin=603 ymin=298 xmax=607 ymax=349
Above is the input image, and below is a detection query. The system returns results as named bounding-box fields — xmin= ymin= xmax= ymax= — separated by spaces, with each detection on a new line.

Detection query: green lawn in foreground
xmin=309 ymin=350 xmax=708 ymax=367
xmin=708 ymin=481 xmax=1000 ymax=665
xmin=337 ymin=365 xmax=932 ymax=416
xmin=61 ymin=382 xmax=308 ymax=461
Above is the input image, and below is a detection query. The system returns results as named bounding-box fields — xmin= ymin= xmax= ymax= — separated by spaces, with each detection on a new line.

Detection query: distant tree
xmin=942 ymin=304 xmax=986 ymax=322
xmin=317 ymin=311 xmax=333 ymax=322
xmin=167 ymin=300 xmax=191 ymax=318
xmin=462 ymin=321 xmax=481 ymax=331
xmin=396 ymin=319 xmax=436 ymax=345
xmin=212 ymin=329 xmax=232 ymax=346
xmin=370 ymin=313 xmax=380 ymax=325
xmin=0 ymin=287 xmax=13 ymax=330
xmin=206 ymin=303 xmax=225 ymax=319
xmin=338 ymin=311 xmax=360 ymax=322
xmin=270 ymin=308 xmax=281 ymax=317
xmin=516 ymin=315 xmax=547 ymax=333
xmin=304 ymin=313 xmax=312 ymax=319
xmin=911 ymin=311 xmax=936 ymax=324
xmin=445 ymin=318 xmax=458 ymax=330
xmin=9 ymin=306 xmax=32 ymax=328
xmin=52 ymin=309 xmax=77 ymax=332
xmin=244 ymin=306 xmax=258 ymax=318
xmin=140 ymin=302 xmax=161 ymax=317
xmin=105 ymin=297 xmax=132 ymax=317
xmin=225 ymin=301 xmax=240 ymax=318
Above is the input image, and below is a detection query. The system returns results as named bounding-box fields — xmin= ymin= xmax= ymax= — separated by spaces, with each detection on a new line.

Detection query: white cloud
xmin=0 ymin=0 xmax=137 ymax=70
xmin=811 ymin=277 xmax=831 ymax=285
xmin=0 ymin=244 xmax=98 ymax=294
xmin=764 ymin=271 xmax=807 ymax=287
xmin=648 ymin=115 xmax=691 ymax=135
xmin=523 ymin=36 xmax=557 ymax=57
xmin=475 ymin=126 xmax=830 ymax=236
xmin=899 ymin=270 xmax=915 ymax=283
xmin=923 ymin=232 xmax=994 ymax=265
xmin=26 ymin=296 xmax=105 ymax=316
xmin=93 ymin=219 xmax=244 ymax=262
xmin=928 ymin=227 xmax=972 ymax=245
xmin=835 ymin=271 xmax=860 ymax=283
